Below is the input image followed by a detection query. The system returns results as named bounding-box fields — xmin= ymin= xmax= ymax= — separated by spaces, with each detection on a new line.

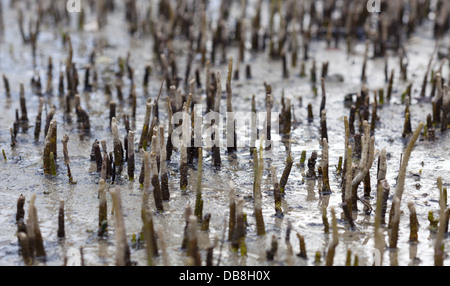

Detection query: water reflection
xmin=409 ymin=242 xmax=420 ymax=266
xmin=306 ymin=179 xmax=316 ymax=201
xmin=389 ymin=248 xmax=398 ymax=266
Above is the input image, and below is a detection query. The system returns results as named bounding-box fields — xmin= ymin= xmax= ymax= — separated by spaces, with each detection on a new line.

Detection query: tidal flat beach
xmin=0 ymin=0 xmax=449 ymax=267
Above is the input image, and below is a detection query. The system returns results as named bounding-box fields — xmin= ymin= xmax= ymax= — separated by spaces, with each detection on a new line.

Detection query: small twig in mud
xmin=336 ymin=156 xmax=343 ymax=176
xmin=299 ymin=150 xmax=307 ymax=168
xmin=100 ymin=153 xmax=109 ymax=182
xmin=17 ymin=231 xmax=33 ymax=265
xmin=315 ymin=251 xmax=322 ymax=266
xmin=110 ymin=188 xmax=131 ymax=266
xmin=306 ymin=151 xmax=318 ymax=179
xmin=98 ymin=179 xmax=107 ymax=237
xmin=16 ymin=195 xmax=25 ymax=223
xmin=280 ymin=152 xmax=293 ymax=194
xmin=346 ymin=249 xmax=353 ymax=266
xmin=206 ymin=236 xmax=218 ymax=266
xmin=300 ymin=61 xmax=307 ymax=78
xmin=361 ymin=40 xmax=369 ymax=83
xmin=435 ymin=177 xmax=446 ymax=266
xmin=44 ymin=107 xmax=55 ymax=138
xmin=311 ymin=60 xmax=317 ymax=85
xmin=45 ymin=57 xmax=53 ymax=95
xmin=19 ymin=83 xmax=28 ymax=122
xmin=159 ymin=126 xmax=170 ymax=201
xmin=253 ymin=148 xmax=265 ymax=236
xmin=445 ymin=208 xmax=450 ymax=234
xmin=296 ymin=233 xmax=308 ymax=259
xmin=187 ymin=215 xmax=201 ymax=266
xmin=3 ymin=74 xmax=10 ymax=98
xmin=139 ymin=102 xmax=152 ymax=150
xmin=228 ymin=181 xmax=237 ymax=241
xmin=282 ymin=50 xmax=289 ymax=79
xmin=428 ymin=211 xmax=439 ymax=233
xmin=76 ymin=106 xmax=90 ymax=132
xmin=388 ymin=122 xmax=424 ymax=229
xmin=211 ymin=124 xmax=222 ymax=167
xmin=62 ymin=135 xmax=75 ymax=184
xmin=10 ymin=125 xmax=17 ymax=148
xmin=388 ymin=121 xmax=423 ymax=247
xmin=325 ymin=208 xmax=339 ymax=266
xmin=27 ymin=194 xmax=46 ymax=260
xmin=34 ymin=98 xmax=44 ymax=141
xmin=266 ymin=235 xmax=278 ymax=261
xmin=387 ymin=69 xmax=394 ymax=101
xmin=270 ymin=166 xmax=284 ymax=217
xmin=101 ymin=140 xmax=110 ymax=178
xmin=374 ymin=181 xmax=388 ymax=266
xmin=201 ymin=213 xmax=211 ymax=232
xmin=442 ymin=84 xmax=450 ymax=132
xmin=285 ymin=221 xmax=294 ymax=263
xmin=351 ymin=121 xmax=375 ymax=212
xmin=265 ymin=94 xmax=273 ymax=150
xmin=320 ymin=78 xmax=327 ymax=116
xmin=378 ymin=179 xmax=390 ymax=227
xmin=420 ymin=45 xmax=437 ymax=98
xmin=371 ymin=92 xmax=378 ymax=134
xmin=307 ymin=103 xmax=314 ymax=123
xmin=58 ymin=71 xmax=64 ymax=97
xmin=226 ymin=58 xmax=237 ymax=154
xmin=342 ymin=144 xmax=355 ymax=229
xmin=143 ymin=65 xmax=151 ymax=90
xmin=57 ymin=200 xmax=65 ymax=239
xmin=156 ymin=227 xmax=169 ymax=266
xmin=321 ymin=138 xmax=332 ymax=195
xmin=181 ymin=206 xmax=192 ymax=251
xmin=43 ymin=120 xmax=57 ymax=176
xmin=246 ymin=65 xmax=252 ymax=79
xmin=402 ymin=97 xmax=413 ymax=138
xmin=408 ymin=202 xmax=419 ymax=243
xmin=141 ymin=153 xmax=159 ymax=261
xmin=127 ymin=131 xmax=135 ymax=181
xmin=150 ymin=135 xmax=164 ymax=213
xmin=389 ymin=197 xmax=401 ymax=249
xmin=141 ymin=149 xmax=151 ymax=209
xmin=351 ymin=121 xmax=375 ymax=189
xmin=180 ymin=138 xmax=189 ymax=194
xmin=142 ymin=208 xmax=158 ymax=265
xmin=194 ymin=148 xmax=203 ymax=221
xmin=349 ymin=105 xmax=356 ymax=136
xmin=322 ymin=208 xmax=330 ymax=234
xmin=399 ymin=48 xmax=408 ymax=81
xmin=216 ymin=217 xmax=228 ymax=267
xmin=231 ymin=198 xmax=247 ymax=256
xmin=112 ymin=118 xmax=124 ymax=176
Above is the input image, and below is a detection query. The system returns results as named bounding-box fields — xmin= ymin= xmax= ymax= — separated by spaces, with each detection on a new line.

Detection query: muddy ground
xmin=0 ymin=0 xmax=449 ymax=266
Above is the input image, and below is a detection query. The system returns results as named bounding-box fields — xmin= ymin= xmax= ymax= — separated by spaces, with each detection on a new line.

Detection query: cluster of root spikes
xmin=5 ymin=0 xmax=450 ymax=266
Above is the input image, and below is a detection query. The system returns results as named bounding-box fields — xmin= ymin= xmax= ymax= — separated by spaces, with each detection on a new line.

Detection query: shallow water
xmin=0 ymin=0 xmax=449 ymax=266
